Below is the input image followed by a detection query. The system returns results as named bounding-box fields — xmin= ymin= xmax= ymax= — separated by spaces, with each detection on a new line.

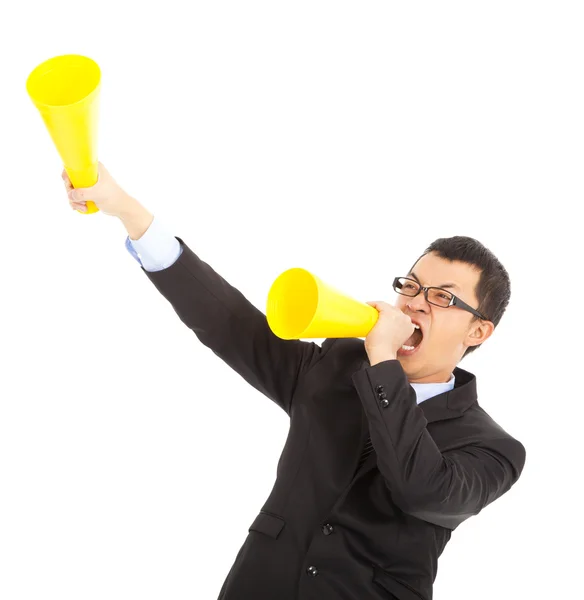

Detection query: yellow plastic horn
xmin=26 ymin=54 xmax=102 ymax=214
xmin=266 ymin=268 xmax=379 ymax=340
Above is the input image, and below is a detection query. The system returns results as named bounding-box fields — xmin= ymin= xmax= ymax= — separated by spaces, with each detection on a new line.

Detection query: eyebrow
xmin=408 ymin=271 xmax=460 ymax=291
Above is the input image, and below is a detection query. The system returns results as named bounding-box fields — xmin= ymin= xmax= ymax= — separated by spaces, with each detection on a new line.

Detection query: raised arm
xmin=126 ymin=223 xmax=329 ymax=415
xmin=65 ymin=163 xmax=331 ymax=415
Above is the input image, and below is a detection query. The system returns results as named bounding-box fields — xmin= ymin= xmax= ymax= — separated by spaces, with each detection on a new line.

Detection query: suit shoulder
xmin=301 ymin=338 xmax=367 ymax=383
xmin=472 ymin=403 xmax=522 ymax=442
xmin=469 ymin=405 xmax=526 ymax=472
xmin=320 ymin=337 xmax=367 ymax=362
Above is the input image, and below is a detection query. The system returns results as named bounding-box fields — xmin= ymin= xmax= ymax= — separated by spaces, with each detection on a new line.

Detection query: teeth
xmin=401 ymin=324 xmax=421 ymax=352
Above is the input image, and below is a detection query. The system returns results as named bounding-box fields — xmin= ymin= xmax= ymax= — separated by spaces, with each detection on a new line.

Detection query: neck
xmin=407 ymin=369 xmax=454 ymax=384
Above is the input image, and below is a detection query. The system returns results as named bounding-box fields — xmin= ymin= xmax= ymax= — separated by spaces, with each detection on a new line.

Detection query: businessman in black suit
xmin=65 ymin=163 xmax=526 ymax=600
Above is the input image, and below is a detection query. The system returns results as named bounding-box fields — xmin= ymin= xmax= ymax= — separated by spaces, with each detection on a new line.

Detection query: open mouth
xmin=398 ymin=327 xmax=423 ymax=356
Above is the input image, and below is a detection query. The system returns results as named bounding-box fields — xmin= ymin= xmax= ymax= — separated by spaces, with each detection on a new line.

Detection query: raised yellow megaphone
xmin=26 ymin=54 xmax=101 ymax=214
xmin=266 ymin=268 xmax=379 ymax=340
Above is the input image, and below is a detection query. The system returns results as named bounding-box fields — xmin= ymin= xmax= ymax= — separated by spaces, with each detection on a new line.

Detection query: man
xmin=65 ymin=163 xmax=526 ymax=600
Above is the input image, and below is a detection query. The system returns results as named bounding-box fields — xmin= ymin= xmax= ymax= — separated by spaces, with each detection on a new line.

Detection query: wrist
xmin=117 ymin=195 xmax=154 ymax=240
xmin=368 ymin=353 xmax=397 ymax=366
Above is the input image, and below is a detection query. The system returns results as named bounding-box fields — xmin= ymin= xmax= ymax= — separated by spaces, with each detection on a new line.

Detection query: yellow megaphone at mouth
xmin=26 ymin=54 xmax=102 ymax=214
xmin=266 ymin=268 xmax=379 ymax=340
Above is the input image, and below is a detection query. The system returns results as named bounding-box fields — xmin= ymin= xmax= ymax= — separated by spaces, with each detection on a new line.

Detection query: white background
xmin=1 ymin=1 xmax=582 ymax=598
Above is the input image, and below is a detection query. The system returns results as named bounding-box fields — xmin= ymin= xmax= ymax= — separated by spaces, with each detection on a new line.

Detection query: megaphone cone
xmin=26 ymin=54 xmax=101 ymax=214
xmin=266 ymin=268 xmax=379 ymax=340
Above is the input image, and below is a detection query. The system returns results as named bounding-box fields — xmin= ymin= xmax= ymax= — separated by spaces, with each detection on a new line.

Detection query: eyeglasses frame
xmin=392 ymin=276 xmax=489 ymax=321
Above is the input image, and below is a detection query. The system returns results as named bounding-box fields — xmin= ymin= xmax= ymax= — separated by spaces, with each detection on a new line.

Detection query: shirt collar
xmin=409 ymin=372 xmax=456 ymax=405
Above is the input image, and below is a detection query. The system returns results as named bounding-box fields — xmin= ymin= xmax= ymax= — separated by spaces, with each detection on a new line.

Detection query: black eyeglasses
xmin=392 ymin=277 xmax=489 ymax=321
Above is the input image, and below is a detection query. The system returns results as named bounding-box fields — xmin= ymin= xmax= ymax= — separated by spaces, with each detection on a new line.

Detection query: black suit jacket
xmin=141 ymin=237 xmax=526 ymax=600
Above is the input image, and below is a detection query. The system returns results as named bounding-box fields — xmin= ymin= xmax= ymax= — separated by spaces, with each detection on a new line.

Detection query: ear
xmin=466 ymin=319 xmax=495 ymax=348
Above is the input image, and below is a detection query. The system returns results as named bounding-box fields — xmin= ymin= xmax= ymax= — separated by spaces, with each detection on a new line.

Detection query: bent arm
xmin=352 ymin=359 xmax=526 ymax=529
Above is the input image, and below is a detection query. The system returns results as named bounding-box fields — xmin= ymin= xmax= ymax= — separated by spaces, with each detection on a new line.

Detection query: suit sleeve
xmin=352 ymin=359 xmax=526 ymax=529
xmin=138 ymin=236 xmax=332 ymax=416
xmin=125 ymin=216 xmax=183 ymax=272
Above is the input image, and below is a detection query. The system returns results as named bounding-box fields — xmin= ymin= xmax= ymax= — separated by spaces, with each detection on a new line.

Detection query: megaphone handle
xmin=78 ymin=200 xmax=99 ymax=214
xmin=66 ymin=164 xmax=100 ymax=214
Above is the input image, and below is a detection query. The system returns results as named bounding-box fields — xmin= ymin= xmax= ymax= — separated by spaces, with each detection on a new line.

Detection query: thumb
xmin=71 ymin=173 xmax=100 ymax=201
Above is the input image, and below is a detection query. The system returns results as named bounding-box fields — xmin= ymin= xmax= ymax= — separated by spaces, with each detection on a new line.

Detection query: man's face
xmin=393 ymin=252 xmax=494 ymax=384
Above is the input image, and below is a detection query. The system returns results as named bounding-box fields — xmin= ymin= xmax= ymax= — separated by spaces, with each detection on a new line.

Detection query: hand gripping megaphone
xmin=266 ymin=268 xmax=379 ymax=340
xmin=26 ymin=54 xmax=102 ymax=214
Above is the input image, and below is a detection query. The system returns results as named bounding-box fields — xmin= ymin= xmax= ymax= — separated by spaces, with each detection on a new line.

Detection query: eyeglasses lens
xmin=394 ymin=277 xmax=453 ymax=308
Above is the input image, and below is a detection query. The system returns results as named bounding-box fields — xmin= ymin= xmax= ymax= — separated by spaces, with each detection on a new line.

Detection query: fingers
xmin=68 ymin=189 xmax=87 ymax=211
xmin=63 ymin=170 xmax=86 ymax=211
xmin=367 ymin=301 xmax=402 ymax=314
xmin=62 ymin=169 xmax=73 ymax=192
xmin=69 ymin=192 xmax=87 ymax=211
xmin=61 ymin=169 xmax=93 ymax=194
xmin=62 ymin=170 xmax=82 ymax=201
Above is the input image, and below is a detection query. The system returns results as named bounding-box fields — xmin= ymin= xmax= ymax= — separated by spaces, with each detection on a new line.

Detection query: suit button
xmin=307 ymin=565 xmax=319 ymax=577
xmin=375 ymin=385 xmax=384 ymax=393
xmin=380 ymin=398 xmax=390 ymax=408
xmin=377 ymin=391 xmax=387 ymax=400
xmin=322 ymin=523 xmax=334 ymax=536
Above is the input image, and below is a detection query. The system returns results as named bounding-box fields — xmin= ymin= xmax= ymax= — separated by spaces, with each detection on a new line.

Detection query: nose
xmin=406 ymin=290 xmax=430 ymax=312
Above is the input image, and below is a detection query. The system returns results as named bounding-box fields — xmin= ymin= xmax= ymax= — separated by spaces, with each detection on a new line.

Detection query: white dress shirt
xmin=124 ymin=217 xmax=456 ymax=402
